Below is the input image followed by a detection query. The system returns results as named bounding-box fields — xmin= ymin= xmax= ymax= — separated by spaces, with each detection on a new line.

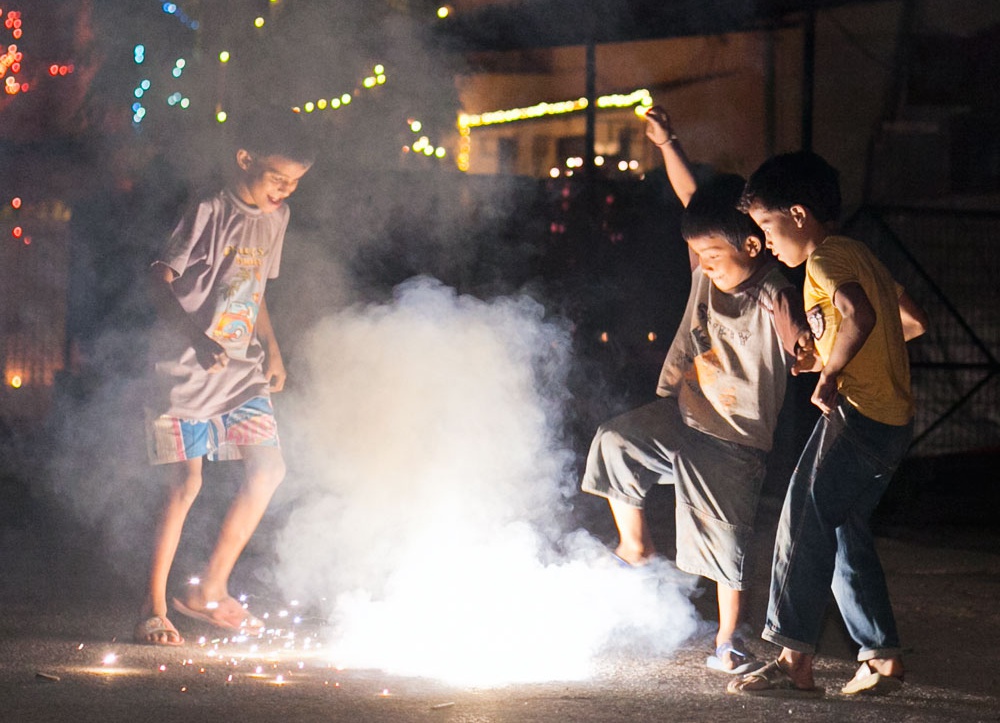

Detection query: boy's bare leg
xmin=608 ymin=498 xmax=656 ymax=564
xmin=139 ymin=458 xmax=204 ymax=643
xmin=178 ymin=446 xmax=286 ymax=625
xmin=716 ymin=584 xmax=744 ymax=667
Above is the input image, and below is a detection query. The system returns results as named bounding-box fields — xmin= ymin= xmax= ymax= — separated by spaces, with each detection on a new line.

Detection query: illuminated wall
xmin=0 ymin=197 xmax=70 ymax=421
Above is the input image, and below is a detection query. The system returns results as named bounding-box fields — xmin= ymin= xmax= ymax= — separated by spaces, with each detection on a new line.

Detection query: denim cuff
xmin=857 ymin=647 xmax=904 ymax=662
xmin=761 ymin=627 xmax=817 ymax=656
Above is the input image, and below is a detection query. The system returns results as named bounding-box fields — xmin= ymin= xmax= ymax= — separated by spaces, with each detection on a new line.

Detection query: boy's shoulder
xmin=741 ymin=258 xmax=795 ymax=299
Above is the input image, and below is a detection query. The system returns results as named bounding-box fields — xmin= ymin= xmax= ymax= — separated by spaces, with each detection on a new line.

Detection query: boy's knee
xmin=247 ymin=454 xmax=286 ymax=492
xmin=167 ymin=469 xmax=203 ymax=503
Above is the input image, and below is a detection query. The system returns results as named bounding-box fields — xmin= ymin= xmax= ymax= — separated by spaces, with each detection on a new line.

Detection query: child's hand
xmin=264 ymin=351 xmax=287 ymax=392
xmin=194 ymin=335 xmax=229 ymax=372
xmin=811 ymin=371 xmax=839 ymax=415
xmin=792 ymin=333 xmax=821 ymax=376
xmin=644 ymin=106 xmax=675 ymax=147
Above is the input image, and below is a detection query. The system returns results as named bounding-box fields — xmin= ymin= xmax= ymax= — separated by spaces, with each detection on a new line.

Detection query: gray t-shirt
xmin=657 ymin=260 xmax=805 ymax=451
xmin=149 ymin=187 xmax=289 ymax=419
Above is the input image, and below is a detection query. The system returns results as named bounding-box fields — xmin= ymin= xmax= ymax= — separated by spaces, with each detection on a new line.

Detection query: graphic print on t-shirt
xmin=212 ymin=247 xmax=268 ymax=349
xmin=806 ymin=305 xmax=826 ymax=340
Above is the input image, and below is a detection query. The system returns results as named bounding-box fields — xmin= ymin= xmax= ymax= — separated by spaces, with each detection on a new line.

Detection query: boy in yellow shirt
xmin=729 ymin=151 xmax=927 ymax=697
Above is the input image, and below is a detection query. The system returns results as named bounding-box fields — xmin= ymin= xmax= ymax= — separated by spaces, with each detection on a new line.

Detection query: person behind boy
xmin=728 ymin=151 xmax=927 ymax=696
xmin=135 ymin=108 xmax=315 ymax=646
xmin=580 ymin=107 xmax=812 ymax=675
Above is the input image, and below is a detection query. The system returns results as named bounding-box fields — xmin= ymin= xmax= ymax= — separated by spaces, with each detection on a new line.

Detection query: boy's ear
xmin=790 ymin=204 xmax=808 ymax=229
xmin=236 ymin=149 xmax=253 ymax=171
xmin=744 ymin=236 xmax=762 ymax=257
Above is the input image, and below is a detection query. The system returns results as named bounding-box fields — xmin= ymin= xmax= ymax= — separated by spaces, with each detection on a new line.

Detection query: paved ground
xmin=1 ymin=501 xmax=998 ymax=723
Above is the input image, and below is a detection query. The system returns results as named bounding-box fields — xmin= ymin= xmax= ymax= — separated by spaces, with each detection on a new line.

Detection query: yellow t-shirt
xmin=804 ymin=236 xmax=913 ymax=425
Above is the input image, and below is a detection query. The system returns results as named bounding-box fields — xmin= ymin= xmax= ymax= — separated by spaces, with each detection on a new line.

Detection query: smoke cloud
xmin=274 ymin=277 xmax=701 ymax=685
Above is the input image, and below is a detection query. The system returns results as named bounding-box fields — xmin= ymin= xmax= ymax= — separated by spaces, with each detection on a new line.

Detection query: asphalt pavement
xmin=1 ymin=493 xmax=998 ymax=723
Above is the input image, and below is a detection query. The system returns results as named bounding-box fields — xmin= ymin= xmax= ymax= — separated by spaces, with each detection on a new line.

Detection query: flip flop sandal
xmin=706 ymin=640 xmax=765 ymax=675
xmin=134 ymin=615 xmax=185 ymax=646
xmin=841 ymin=661 xmax=904 ymax=695
xmin=727 ymin=660 xmax=825 ymax=698
xmin=172 ymin=597 xmax=264 ymax=634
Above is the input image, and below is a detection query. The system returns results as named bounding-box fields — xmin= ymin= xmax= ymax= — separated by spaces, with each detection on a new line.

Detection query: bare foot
xmin=613 ymin=545 xmax=655 ymax=566
xmin=867 ymin=656 xmax=904 ymax=679
xmin=727 ymin=659 xmax=821 ymax=695
xmin=173 ymin=591 xmax=263 ymax=633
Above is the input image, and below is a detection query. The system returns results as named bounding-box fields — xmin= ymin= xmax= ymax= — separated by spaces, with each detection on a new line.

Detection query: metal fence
xmin=845 ymin=207 xmax=1000 ymax=456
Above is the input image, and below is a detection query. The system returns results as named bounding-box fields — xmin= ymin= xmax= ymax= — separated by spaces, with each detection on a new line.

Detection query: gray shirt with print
xmin=657 ymin=261 xmax=805 ymax=452
xmin=149 ymin=187 xmax=289 ymax=419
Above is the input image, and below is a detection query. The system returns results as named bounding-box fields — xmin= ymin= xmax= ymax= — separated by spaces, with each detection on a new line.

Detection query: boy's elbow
xmin=904 ymin=314 xmax=928 ymax=342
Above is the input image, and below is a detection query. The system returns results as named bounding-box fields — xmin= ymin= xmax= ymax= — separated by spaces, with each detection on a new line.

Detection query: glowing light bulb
xmin=216 ymin=110 xmax=226 ymax=122
xmin=219 ymin=50 xmax=230 ymax=63
xmin=254 ymin=17 xmax=264 ymax=28
xmin=10 ymin=375 xmax=22 ymax=389
xmin=437 ymin=6 xmax=451 ymax=19
xmin=11 ymin=197 xmax=21 ymax=208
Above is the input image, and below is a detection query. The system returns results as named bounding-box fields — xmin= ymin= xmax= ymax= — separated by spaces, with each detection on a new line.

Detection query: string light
xmin=458 ymin=88 xmax=652 ymax=130
xmin=290 ymin=65 xmax=382 ymax=114
xmin=161 ymin=2 xmax=199 ymax=30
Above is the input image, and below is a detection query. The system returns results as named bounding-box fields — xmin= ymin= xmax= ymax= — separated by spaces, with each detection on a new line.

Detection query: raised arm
xmin=644 ymin=106 xmax=698 ymax=208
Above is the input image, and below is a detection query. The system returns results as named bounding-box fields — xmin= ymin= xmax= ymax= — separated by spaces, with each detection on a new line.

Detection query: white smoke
xmin=275 ymin=277 xmax=701 ymax=686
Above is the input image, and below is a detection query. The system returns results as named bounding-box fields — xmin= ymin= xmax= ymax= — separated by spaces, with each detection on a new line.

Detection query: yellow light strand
xmin=459 ymin=89 xmax=652 ymax=130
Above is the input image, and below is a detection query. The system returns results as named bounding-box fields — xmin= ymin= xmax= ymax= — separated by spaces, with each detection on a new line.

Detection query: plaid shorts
xmin=145 ymin=396 xmax=280 ymax=465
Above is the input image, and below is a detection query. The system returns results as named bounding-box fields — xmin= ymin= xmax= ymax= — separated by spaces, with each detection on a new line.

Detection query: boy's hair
xmin=737 ymin=151 xmax=842 ymax=224
xmin=230 ymin=105 xmax=318 ymax=166
xmin=681 ymin=173 xmax=764 ymax=251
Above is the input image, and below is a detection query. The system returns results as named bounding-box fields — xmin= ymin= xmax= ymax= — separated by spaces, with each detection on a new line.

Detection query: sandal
xmin=706 ymin=639 xmax=764 ymax=675
xmin=841 ymin=661 xmax=904 ymax=695
xmin=134 ymin=615 xmax=185 ymax=646
xmin=727 ymin=659 xmax=824 ymax=697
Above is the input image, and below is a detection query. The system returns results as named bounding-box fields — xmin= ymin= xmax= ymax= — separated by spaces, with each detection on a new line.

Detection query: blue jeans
xmin=763 ymin=401 xmax=912 ymax=661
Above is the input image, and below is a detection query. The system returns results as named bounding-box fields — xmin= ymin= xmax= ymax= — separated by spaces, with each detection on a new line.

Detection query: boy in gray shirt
xmin=136 ymin=109 xmax=314 ymax=645
xmin=581 ymin=107 xmax=811 ymax=674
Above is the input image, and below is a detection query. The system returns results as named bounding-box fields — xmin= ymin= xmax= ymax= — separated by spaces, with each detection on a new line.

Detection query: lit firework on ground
xmin=268 ymin=279 xmax=701 ymax=686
